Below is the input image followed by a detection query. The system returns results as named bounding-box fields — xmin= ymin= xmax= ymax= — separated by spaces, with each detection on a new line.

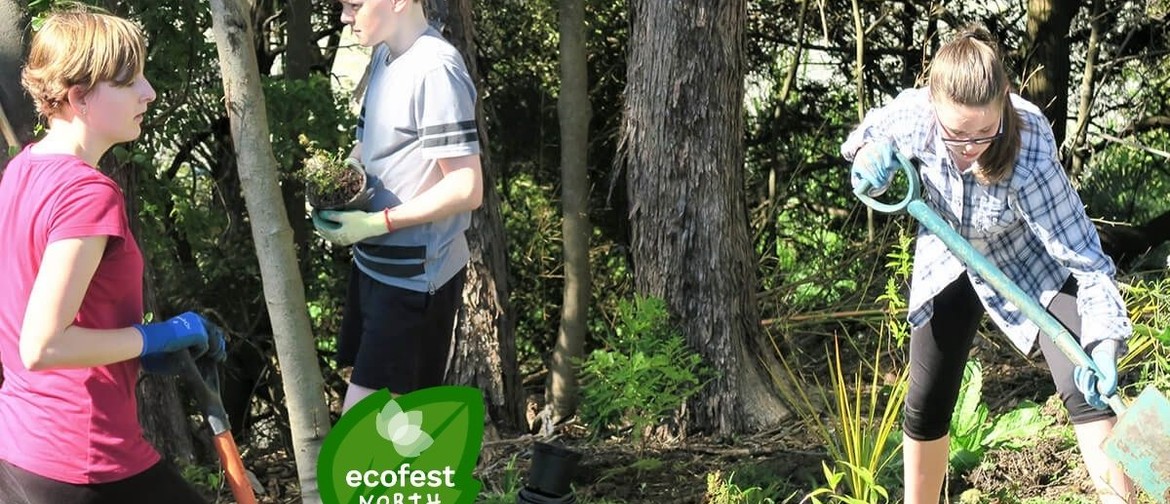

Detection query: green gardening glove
xmin=311 ymin=209 xmax=388 ymax=246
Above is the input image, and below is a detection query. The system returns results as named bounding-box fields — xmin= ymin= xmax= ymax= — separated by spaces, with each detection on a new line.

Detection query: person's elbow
xmin=458 ymin=159 xmax=484 ymax=211
xmin=466 ymin=178 xmax=483 ymax=211
xmin=20 ymin=338 xmax=54 ymax=371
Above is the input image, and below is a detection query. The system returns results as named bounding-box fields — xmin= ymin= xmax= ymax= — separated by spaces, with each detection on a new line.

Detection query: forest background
xmin=1 ymin=0 xmax=1169 ymax=502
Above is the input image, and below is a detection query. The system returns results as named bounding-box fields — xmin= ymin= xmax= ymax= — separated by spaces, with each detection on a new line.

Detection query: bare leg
xmin=903 ymin=434 xmax=950 ymax=504
xmin=1073 ymin=418 xmax=1135 ymax=504
xmin=341 ymin=382 xmax=379 ymax=414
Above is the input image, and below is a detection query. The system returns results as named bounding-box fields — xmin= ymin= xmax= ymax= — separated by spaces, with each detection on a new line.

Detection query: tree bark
xmin=548 ymin=0 xmax=592 ymax=424
xmin=107 ymin=155 xmax=200 ymax=466
xmin=282 ymin=0 xmax=315 ymax=273
xmin=0 ymin=0 xmax=34 ymax=167
xmin=206 ymin=0 xmax=330 ymax=500
xmin=622 ymin=0 xmax=790 ymax=435
xmin=427 ymin=0 xmax=524 ymax=432
xmin=1067 ymin=0 xmax=1102 ymax=180
xmin=1023 ymin=0 xmax=1080 ymax=152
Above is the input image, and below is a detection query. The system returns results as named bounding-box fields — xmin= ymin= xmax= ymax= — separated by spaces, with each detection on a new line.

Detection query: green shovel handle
xmin=853 ymin=155 xmax=1125 ymax=415
xmin=852 ymin=151 xmax=922 ymax=215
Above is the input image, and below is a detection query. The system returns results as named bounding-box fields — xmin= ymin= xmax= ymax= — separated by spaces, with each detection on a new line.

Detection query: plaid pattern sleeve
xmin=1011 ymin=136 xmax=1131 ymax=352
xmin=847 ymin=90 xmax=1130 ymax=354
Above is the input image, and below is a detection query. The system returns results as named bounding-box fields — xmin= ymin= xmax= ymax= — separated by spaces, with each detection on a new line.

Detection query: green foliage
xmin=876 ymin=229 xmax=914 ymax=348
xmin=805 ymin=461 xmax=889 ymax=504
xmin=178 ymin=461 xmax=222 ymax=496
xmin=948 ymin=359 xmax=1053 ymax=473
xmin=779 ymin=337 xmax=906 ymax=504
xmin=1121 ymin=278 xmax=1170 ymax=394
xmin=578 ymin=296 xmax=711 ymax=447
xmin=476 ymin=455 xmax=521 ymax=504
xmin=705 ymin=470 xmax=777 ymax=504
xmin=1080 ymin=128 xmax=1170 ymax=226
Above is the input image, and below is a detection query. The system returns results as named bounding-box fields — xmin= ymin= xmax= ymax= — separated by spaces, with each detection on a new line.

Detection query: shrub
xmin=578 ymin=295 xmax=711 ymax=447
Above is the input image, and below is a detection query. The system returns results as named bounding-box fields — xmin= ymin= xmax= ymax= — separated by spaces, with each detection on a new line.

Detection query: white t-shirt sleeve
xmin=417 ymin=64 xmax=480 ymax=160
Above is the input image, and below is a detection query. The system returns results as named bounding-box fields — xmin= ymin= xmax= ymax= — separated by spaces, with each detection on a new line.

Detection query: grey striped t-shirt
xmin=355 ymin=28 xmax=480 ymax=293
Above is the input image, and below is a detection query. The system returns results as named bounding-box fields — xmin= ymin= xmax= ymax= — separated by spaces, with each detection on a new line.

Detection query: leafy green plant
xmin=876 ymin=230 xmax=914 ymax=349
xmin=1121 ymin=278 xmax=1170 ymax=395
xmin=477 ymin=454 xmax=521 ymax=504
xmin=778 ymin=336 xmax=906 ymax=503
xmin=179 ymin=461 xmax=222 ymax=495
xmin=806 ymin=461 xmax=889 ymax=504
xmin=948 ymin=359 xmax=1053 ymax=473
xmin=578 ymin=295 xmax=712 ymax=448
xmin=706 ymin=470 xmax=777 ymax=504
xmin=298 ymin=135 xmax=366 ymax=210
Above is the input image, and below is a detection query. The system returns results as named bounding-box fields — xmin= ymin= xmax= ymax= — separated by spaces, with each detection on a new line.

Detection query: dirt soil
xmin=220 ymin=335 xmax=1101 ymax=503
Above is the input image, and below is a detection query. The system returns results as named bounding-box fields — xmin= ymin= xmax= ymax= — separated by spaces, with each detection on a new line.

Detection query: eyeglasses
xmin=938 ymin=114 xmax=1004 ymax=147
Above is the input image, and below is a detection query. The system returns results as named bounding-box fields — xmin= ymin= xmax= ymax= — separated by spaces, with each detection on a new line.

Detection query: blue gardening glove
xmin=139 ymin=318 xmax=227 ymax=375
xmin=135 ymin=311 xmax=216 ymax=358
xmin=850 ymin=140 xmax=898 ymax=196
xmin=311 ymin=209 xmax=387 ymax=246
xmin=1073 ymin=340 xmax=1120 ymax=410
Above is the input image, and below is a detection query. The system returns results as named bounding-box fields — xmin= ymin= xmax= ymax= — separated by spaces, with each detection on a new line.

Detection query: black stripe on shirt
xmin=421 ymin=121 xmax=477 ymax=136
xmin=422 ymin=131 xmax=479 ymax=149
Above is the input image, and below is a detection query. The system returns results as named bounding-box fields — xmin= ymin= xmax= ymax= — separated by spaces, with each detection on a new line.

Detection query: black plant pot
xmin=336 ymin=157 xmax=375 ymax=211
xmin=517 ymin=441 xmax=582 ymax=503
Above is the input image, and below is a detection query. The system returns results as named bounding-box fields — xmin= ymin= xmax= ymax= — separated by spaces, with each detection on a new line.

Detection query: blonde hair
xmin=21 ymin=8 xmax=147 ymax=120
xmin=928 ymin=25 xmax=1021 ymax=184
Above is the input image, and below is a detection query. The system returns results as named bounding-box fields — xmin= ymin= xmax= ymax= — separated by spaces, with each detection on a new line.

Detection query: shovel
xmin=854 ymin=154 xmax=1170 ymax=502
xmin=174 ymin=349 xmax=259 ymax=504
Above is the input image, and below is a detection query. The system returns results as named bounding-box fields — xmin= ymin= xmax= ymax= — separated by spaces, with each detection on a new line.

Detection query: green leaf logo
xmin=375 ymin=399 xmax=435 ymax=457
xmin=318 ymin=386 xmax=485 ymax=504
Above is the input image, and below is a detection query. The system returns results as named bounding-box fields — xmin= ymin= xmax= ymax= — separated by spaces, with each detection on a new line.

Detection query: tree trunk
xmin=548 ymin=0 xmax=592 ymax=424
xmin=0 ymin=0 xmax=34 ymax=167
xmin=1023 ymin=0 xmax=1079 ymax=152
xmin=427 ymin=0 xmax=524 ymax=432
xmin=622 ymin=0 xmax=790 ymax=435
xmin=282 ymin=0 xmax=315 ymax=273
xmin=106 ymin=155 xmax=200 ymax=466
xmin=1067 ymin=0 xmax=1102 ymax=180
xmin=207 ymin=0 xmax=330 ymax=500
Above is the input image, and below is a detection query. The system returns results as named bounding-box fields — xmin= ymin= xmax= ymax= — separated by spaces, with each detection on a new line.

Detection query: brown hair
xmin=928 ymin=25 xmax=1021 ymax=184
xmin=21 ymin=8 xmax=147 ymax=120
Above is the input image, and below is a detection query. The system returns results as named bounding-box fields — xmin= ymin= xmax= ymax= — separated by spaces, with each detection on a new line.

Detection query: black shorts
xmin=337 ymin=263 xmax=465 ymax=394
xmin=903 ymin=273 xmax=1116 ymax=441
xmin=0 ymin=459 xmax=205 ymax=504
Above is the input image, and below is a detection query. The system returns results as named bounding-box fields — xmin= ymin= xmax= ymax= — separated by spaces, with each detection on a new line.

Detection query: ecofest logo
xmin=318 ymin=386 xmax=485 ymax=504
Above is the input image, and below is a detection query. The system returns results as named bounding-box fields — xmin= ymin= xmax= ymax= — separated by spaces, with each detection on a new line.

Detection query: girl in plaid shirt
xmin=845 ymin=25 xmax=1135 ymax=503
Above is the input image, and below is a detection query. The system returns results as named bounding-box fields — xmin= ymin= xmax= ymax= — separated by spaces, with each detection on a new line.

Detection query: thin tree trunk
xmin=112 ymin=154 xmax=199 ymax=465
xmin=622 ymin=0 xmax=790 ymax=435
xmin=548 ymin=0 xmax=592 ymax=424
xmin=1023 ymin=0 xmax=1080 ymax=153
xmin=1068 ymin=0 xmax=1102 ymax=180
xmin=427 ymin=0 xmax=523 ymax=432
xmin=206 ymin=0 xmax=330 ymax=500
xmin=0 ymin=0 xmax=34 ymax=168
xmin=284 ymin=0 xmax=314 ymax=254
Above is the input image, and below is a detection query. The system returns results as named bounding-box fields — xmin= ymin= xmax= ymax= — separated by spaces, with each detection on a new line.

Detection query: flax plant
xmin=779 ymin=335 xmax=908 ymax=503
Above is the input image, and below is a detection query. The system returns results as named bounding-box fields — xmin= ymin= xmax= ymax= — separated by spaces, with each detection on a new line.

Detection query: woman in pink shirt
xmin=0 ymin=8 xmax=223 ymax=503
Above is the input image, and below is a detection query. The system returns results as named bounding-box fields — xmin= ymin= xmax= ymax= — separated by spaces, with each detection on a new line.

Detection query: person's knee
xmin=903 ymin=401 xmax=951 ymax=441
xmin=1062 ymin=390 xmax=1116 ymax=425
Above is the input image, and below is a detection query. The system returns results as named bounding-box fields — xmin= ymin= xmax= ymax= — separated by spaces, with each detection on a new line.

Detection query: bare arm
xmin=20 ymin=236 xmax=144 ymax=371
xmin=385 ymin=154 xmax=484 ymax=229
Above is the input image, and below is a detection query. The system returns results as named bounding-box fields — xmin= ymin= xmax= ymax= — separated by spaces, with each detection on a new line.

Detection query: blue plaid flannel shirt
xmin=841 ymin=88 xmax=1131 ymax=354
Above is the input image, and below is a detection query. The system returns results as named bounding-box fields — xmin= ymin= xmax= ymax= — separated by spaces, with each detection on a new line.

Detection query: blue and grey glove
xmin=1073 ymin=340 xmax=1120 ymax=410
xmin=850 ymin=140 xmax=898 ymax=196
xmin=136 ymin=312 xmax=226 ymax=375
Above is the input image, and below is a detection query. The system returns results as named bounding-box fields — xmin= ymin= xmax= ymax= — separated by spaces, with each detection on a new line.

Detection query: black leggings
xmin=903 ymin=273 xmax=1116 ymax=441
xmin=0 ymin=459 xmax=206 ymax=504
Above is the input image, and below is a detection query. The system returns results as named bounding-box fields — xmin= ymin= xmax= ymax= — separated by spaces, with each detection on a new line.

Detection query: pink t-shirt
xmin=0 ymin=146 xmax=159 ymax=484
